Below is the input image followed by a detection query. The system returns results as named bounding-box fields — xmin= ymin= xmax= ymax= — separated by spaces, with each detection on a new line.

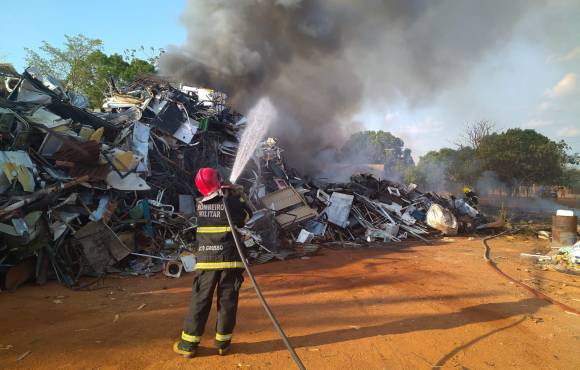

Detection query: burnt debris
xmin=0 ymin=65 xmax=496 ymax=290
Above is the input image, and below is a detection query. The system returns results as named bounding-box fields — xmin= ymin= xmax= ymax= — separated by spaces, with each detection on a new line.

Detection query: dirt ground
xmin=1 ymin=236 xmax=579 ymax=370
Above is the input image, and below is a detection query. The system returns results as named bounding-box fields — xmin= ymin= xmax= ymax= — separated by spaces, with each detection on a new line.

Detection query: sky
xmin=0 ymin=0 xmax=187 ymax=71
xmin=1 ymin=0 xmax=578 ymax=161
xmin=359 ymin=1 xmax=580 ymax=160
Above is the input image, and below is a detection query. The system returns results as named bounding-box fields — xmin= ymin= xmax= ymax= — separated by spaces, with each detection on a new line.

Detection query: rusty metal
xmin=552 ymin=214 xmax=578 ymax=246
xmin=53 ymin=140 xmax=100 ymax=164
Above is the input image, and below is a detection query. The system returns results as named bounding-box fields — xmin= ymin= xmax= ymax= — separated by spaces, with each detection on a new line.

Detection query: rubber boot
xmin=215 ymin=340 xmax=231 ymax=356
xmin=173 ymin=340 xmax=198 ymax=358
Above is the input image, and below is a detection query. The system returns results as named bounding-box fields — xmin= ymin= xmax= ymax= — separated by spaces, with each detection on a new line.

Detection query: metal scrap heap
xmin=0 ymin=66 xmax=243 ymax=289
xmin=0 ymin=65 xmax=496 ymax=290
xmin=239 ymin=142 xmax=495 ymax=258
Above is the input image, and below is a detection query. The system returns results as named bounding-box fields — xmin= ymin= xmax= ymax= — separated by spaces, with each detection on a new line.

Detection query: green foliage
xmin=560 ymin=167 xmax=580 ymax=193
xmin=410 ymin=147 xmax=480 ymax=191
xmin=340 ymin=130 xmax=415 ymax=180
xmin=24 ymin=34 xmax=156 ymax=108
xmin=24 ymin=34 xmax=103 ymax=92
xmin=341 ymin=130 xmax=414 ymax=165
xmin=411 ymin=128 xmax=577 ymax=192
xmin=84 ymin=51 xmax=155 ymax=107
xmin=477 ymin=128 xmax=575 ymax=187
xmin=454 ymin=147 xmax=482 ymax=184
xmin=412 ymin=149 xmax=455 ymax=189
xmin=123 ymin=46 xmax=165 ymax=68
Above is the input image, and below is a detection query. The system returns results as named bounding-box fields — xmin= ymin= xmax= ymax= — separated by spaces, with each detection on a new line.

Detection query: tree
xmin=84 ymin=51 xmax=155 ymax=107
xmin=409 ymin=147 xmax=480 ymax=191
xmin=409 ymin=148 xmax=456 ymax=191
xmin=340 ymin=130 xmax=414 ymax=165
xmin=123 ymin=46 xmax=165 ymax=69
xmin=560 ymin=167 xmax=580 ymax=193
xmin=24 ymin=34 xmax=156 ymax=107
xmin=25 ymin=34 xmax=103 ymax=93
xmin=340 ymin=130 xmax=414 ymax=180
xmin=458 ymin=120 xmax=495 ymax=149
xmin=477 ymin=128 xmax=577 ymax=190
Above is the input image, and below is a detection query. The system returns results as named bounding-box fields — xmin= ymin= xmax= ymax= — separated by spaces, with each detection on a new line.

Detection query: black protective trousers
xmin=183 ymin=269 xmax=244 ymax=344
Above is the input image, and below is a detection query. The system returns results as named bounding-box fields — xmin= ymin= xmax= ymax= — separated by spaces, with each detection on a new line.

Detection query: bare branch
xmin=459 ymin=120 xmax=495 ymax=150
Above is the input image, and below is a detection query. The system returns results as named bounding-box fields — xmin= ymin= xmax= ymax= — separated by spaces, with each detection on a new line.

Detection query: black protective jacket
xmin=195 ymin=191 xmax=252 ymax=269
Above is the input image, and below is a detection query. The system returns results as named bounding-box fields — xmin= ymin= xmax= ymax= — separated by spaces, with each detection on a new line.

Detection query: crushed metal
xmin=0 ymin=65 xmax=495 ymax=290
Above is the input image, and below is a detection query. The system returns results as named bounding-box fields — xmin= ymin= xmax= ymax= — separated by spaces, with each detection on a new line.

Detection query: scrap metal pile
xmin=239 ymin=142 xmax=495 ymax=256
xmin=0 ymin=64 xmax=496 ymax=290
xmin=0 ymin=65 xmax=243 ymax=289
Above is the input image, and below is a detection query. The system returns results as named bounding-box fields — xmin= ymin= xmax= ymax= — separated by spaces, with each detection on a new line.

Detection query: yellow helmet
xmin=463 ymin=186 xmax=471 ymax=193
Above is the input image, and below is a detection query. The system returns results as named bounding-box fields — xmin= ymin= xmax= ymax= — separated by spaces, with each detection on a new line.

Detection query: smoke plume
xmin=160 ymin=0 xmax=536 ymax=173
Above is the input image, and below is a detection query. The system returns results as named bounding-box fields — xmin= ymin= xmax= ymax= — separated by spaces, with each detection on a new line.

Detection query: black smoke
xmin=160 ymin=0 xmax=537 ymax=173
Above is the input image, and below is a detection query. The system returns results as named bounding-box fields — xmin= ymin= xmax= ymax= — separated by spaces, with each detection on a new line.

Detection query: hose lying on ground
xmin=223 ymin=194 xmax=307 ymax=370
xmin=482 ymin=230 xmax=580 ymax=316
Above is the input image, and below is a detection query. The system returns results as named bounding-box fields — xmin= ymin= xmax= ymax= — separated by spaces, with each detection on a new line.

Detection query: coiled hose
xmin=223 ymin=195 xmax=307 ymax=370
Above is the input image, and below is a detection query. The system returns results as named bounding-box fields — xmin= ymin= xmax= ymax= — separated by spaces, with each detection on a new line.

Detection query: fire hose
xmin=222 ymin=192 xmax=307 ymax=370
xmin=482 ymin=230 xmax=580 ymax=316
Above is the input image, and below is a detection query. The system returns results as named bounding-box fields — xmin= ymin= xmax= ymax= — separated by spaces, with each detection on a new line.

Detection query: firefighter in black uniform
xmin=174 ymin=168 xmax=252 ymax=358
xmin=463 ymin=186 xmax=479 ymax=209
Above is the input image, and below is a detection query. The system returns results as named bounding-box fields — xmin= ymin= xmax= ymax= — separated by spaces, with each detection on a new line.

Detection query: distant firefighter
xmin=463 ymin=186 xmax=479 ymax=209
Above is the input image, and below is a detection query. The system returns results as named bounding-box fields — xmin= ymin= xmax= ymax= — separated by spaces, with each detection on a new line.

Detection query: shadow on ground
xmin=228 ymin=298 xmax=546 ymax=356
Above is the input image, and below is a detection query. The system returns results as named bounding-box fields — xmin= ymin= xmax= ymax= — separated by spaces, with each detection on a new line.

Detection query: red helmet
xmin=195 ymin=168 xmax=221 ymax=196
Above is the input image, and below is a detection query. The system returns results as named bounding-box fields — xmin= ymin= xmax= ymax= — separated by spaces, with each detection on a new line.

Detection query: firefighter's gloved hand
xmin=221 ymin=183 xmax=243 ymax=192
xmin=222 ymin=185 xmax=244 ymax=199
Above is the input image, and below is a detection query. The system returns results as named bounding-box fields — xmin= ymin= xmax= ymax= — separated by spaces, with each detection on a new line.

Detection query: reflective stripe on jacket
xmin=195 ymin=192 xmax=252 ymax=270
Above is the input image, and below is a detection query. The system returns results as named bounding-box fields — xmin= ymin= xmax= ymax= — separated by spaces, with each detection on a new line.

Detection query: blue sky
xmin=1 ymin=0 xmax=579 ymax=160
xmin=0 ymin=0 xmax=187 ymax=70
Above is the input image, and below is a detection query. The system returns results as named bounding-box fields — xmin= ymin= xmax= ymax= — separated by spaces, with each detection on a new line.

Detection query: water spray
xmin=229 ymin=98 xmax=275 ymax=183
xmin=224 ymin=98 xmax=306 ymax=369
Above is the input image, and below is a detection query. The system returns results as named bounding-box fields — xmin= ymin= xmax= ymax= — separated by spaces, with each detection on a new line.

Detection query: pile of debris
xmin=522 ymin=241 xmax=580 ymax=274
xmin=238 ymin=142 xmax=496 ymax=257
xmin=0 ymin=65 xmax=496 ymax=290
xmin=0 ymin=65 xmax=244 ymax=289
xmin=552 ymin=242 xmax=580 ymax=273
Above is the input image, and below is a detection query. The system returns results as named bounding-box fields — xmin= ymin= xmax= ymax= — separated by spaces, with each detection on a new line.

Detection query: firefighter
xmin=174 ymin=167 xmax=252 ymax=358
xmin=463 ymin=186 xmax=479 ymax=209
